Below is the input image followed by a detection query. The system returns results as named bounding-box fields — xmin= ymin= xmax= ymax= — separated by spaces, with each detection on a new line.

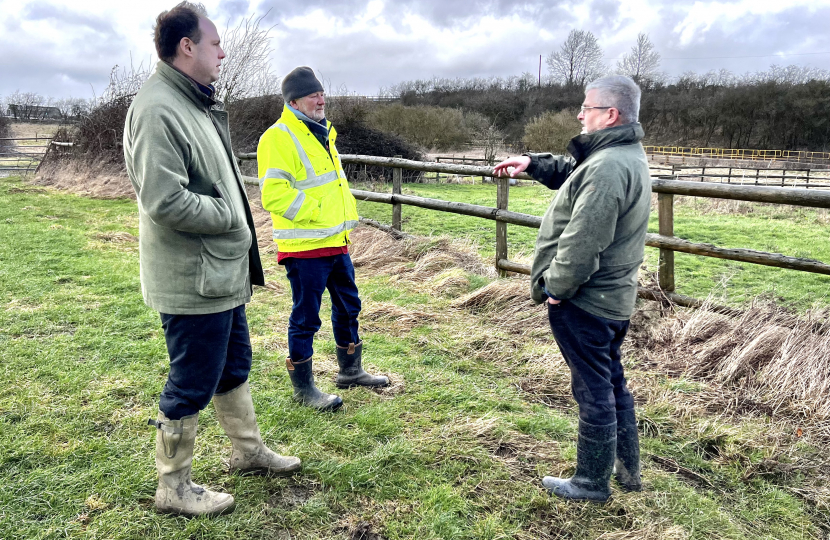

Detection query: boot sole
xmin=293 ymin=397 xmax=344 ymax=411
xmin=232 ymin=464 xmax=302 ymax=476
xmin=335 ymin=380 xmax=390 ymax=389
xmin=156 ymin=500 xmax=236 ymax=517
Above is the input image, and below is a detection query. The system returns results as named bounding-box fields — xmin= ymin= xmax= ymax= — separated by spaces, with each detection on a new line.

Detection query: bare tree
xmin=54 ymin=97 xmax=91 ymax=122
xmin=546 ymin=29 xmax=605 ymax=87
xmin=99 ymin=61 xmax=153 ymax=104
xmin=6 ymin=91 xmax=45 ymax=120
xmin=214 ymin=12 xmax=277 ymax=104
xmin=616 ymin=33 xmax=662 ymax=84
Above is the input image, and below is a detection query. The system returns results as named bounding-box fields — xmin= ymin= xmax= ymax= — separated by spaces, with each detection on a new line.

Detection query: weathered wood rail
xmin=655 ymin=165 xmax=830 ymax=189
xmin=238 ymin=153 xmax=830 ymax=307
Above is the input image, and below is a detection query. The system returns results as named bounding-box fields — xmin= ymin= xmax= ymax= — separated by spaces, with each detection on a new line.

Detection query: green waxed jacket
xmin=528 ymin=123 xmax=651 ymax=320
xmin=123 ymin=62 xmax=264 ymax=315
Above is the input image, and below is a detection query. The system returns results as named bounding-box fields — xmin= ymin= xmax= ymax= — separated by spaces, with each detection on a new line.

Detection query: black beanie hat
xmin=281 ymin=66 xmax=324 ymax=103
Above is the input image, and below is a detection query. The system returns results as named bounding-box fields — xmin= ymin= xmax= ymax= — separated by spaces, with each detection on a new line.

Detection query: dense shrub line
xmin=393 ymin=72 xmax=830 ymax=151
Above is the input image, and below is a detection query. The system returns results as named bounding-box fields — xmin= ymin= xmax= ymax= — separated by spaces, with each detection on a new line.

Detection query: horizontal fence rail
xmin=238 ymin=152 xmax=830 ymax=307
xmin=653 ymin=165 xmax=830 ymax=189
xmin=645 ymin=145 xmax=830 ymax=164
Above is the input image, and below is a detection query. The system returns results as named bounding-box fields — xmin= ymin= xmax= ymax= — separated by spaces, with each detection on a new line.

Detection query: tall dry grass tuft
xmin=349 ymin=227 xmax=494 ymax=279
xmin=635 ymin=301 xmax=830 ymax=422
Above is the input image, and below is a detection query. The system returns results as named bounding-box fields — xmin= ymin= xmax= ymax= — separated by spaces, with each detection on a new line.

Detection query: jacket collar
xmin=155 ymin=61 xmax=221 ymax=110
xmin=285 ymin=104 xmax=330 ymax=136
xmin=566 ymin=123 xmax=645 ymax=166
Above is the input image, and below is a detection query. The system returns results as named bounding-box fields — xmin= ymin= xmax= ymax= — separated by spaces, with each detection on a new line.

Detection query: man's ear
xmin=178 ymin=37 xmax=194 ymax=59
xmin=607 ymin=108 xmax=621 ymax=127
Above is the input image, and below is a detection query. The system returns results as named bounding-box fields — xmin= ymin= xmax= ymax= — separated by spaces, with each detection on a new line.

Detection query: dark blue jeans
xmin=547 ymin=300 xmax=634 ymax=426
xmin=283 ymin=254 xmax=361 ymax=361
xmin=158 ymin=305 xmax=252 ymax=420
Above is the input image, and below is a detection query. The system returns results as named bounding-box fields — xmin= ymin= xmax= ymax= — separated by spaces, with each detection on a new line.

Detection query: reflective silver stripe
xmin=275 ymin=123 xmax=314 ymax=180
xmin=283 ymin=191 xmax=306 ymax=221
xmin=259 ymin=168 xmax=295 ymax=190
xmin=272 ymin=220 xmax=359 ymax=240
xmin=296 ymin=170 xmax=338 ymax=190
xmin=274 ymin=123 xmax=341 ymax=190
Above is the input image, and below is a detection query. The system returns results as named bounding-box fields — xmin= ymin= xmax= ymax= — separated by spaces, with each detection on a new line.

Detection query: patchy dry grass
xmin=3 ymin=175 xmax=829 ymax=539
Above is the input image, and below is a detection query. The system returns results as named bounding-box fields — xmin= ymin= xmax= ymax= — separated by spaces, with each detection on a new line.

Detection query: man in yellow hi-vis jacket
xmin=258 ymin=66 xmax=389 ymax=411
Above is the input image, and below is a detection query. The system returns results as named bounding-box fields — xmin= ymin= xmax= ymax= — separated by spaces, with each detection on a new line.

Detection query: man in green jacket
xmin=494 ymin=75 xmax=650 ymax=502
xmin=123 ymin=1 xmax=299 ymax=517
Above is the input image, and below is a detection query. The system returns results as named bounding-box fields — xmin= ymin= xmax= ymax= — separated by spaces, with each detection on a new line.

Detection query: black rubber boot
xmin=335 ymin=342 xmax=389 ymax=389
xmin=286 ymin=357 xmax=343 ymax=411
xmin=542 ymin=420 xmax=616 ymax=503
xmin=614 ymin=408 xmax=642 ymax=491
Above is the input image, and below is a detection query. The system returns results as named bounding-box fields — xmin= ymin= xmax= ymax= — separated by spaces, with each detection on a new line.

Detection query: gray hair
xmin=585 ymin=75 xmax=641 ymax=124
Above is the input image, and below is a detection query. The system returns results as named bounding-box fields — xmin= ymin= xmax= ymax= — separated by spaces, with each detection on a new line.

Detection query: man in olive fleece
xmin=123 ymin=1 xmax=299 ymax=517
xmin=493 ymin=75 xmax=649 ymax=502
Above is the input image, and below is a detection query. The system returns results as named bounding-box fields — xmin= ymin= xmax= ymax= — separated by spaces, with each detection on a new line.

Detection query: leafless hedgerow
xmin=213 ymin=12 xmax=276 ymax=105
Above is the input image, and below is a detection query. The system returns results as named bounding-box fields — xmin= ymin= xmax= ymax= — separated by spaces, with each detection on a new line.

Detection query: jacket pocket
xmin=197 ymin=227 xmax=251 ymax=298
xmin=212 ymin=181 xmax=240 ymax=229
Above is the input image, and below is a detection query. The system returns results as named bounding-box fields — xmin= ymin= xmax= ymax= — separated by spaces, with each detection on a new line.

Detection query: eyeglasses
xmin=580 ymin=105 xmax=612 ymax=113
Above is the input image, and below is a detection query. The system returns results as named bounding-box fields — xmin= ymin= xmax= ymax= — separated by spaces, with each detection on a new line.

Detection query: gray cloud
xmin=23 ymin=1 xmax=116 ymax=36
xmin=4 ymin=1 xmax=830 ymax=100
xmin=216 ymin=0 xmax=252 ymax=21
xmin=257 ymin=0 xmax=566 ymax=28
xmin=647 ymin=5 xmax=830 ymax=78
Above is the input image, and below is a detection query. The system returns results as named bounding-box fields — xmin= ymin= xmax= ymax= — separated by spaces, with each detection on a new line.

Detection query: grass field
xmin=353 ymin=180 xmax=830 ymax=311
xmin=1 ymin=175 xmax=828 ymax=539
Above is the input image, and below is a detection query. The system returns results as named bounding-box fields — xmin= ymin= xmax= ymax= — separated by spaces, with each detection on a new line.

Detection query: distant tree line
xmin=0 ymin=91 xmax=91 ymax=123
xmin=383 ymin=30 xmax=830 ymax=152
xmin=388 ymin=63 xmax=830 ymax=151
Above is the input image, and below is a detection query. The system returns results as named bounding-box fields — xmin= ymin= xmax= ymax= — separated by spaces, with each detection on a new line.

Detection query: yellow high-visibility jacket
xmin=257 ymin=104 xmax=358 ymax=252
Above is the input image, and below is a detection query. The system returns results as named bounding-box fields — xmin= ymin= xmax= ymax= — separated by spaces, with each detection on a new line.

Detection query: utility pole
xmin=538 ymin=55 xmax=542 ymax=87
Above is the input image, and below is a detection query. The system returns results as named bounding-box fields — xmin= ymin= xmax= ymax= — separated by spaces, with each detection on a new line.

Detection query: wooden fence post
xmin=658 ymin=193 xmax=675 ymax=291
xmin=392 ymin=155 xmax=402 ymax=231
xmin=496 ymin=176 xmax=509 ymax=277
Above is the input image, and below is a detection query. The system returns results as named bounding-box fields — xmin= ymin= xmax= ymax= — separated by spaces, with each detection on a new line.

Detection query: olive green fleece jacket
xmin=123 ymin=61 xmax=264 ymax=315
xmin=528 ymin=123 xmax=651 ymax=320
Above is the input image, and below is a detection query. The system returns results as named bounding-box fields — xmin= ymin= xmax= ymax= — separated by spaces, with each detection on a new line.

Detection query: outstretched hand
xmin=492 ymin=155 xmax=531 ymax=178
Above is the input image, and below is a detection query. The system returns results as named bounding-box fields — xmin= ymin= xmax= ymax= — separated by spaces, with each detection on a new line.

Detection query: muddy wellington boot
xmin=213 ymin=381 xmax=301 ymax=476
xmin=286 ymin=357 xmax=343 ymax=411
xmin=335 ymin=342 xmax=389 ymax=388
xmin=149 ymin=411 xmax=235 ymax=516
xmin=542 ymin=420 xmax=616 ymax=503
xmin=613 ymin=408 xmax=642 ymax=491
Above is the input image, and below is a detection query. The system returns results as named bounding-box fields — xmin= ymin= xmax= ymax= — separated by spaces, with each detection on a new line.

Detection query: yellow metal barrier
xmin=643 ymin=146 xmax=830 ymax=164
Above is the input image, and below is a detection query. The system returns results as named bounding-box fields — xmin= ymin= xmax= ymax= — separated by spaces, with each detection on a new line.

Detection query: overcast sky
xmin=2 ymin=0 xmax=830 ymax=100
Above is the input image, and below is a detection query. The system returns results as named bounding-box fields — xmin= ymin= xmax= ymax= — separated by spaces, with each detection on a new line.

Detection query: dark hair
xmin=153 ymin=2 xmax=208 ymax=63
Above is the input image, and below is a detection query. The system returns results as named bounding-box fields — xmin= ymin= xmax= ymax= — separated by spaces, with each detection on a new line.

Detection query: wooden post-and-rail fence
xmin=230 ymin=153 xmax=830 ymax=308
